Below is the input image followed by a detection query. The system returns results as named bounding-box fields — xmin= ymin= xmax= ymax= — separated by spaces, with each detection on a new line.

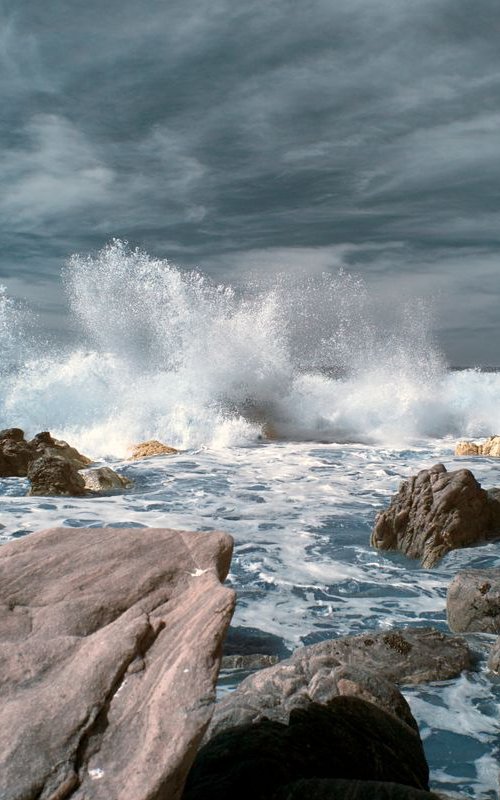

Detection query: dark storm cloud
xmin=1 ymin=0 xmax=499 ymax=362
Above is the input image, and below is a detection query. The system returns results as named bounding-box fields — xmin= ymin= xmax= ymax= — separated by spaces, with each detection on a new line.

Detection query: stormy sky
xmin=1 ymin=0 xmax=499 ymax=364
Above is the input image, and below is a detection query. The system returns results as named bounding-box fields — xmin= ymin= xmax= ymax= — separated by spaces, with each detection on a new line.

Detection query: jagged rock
xmin=128 ymin=439 xmax=179 ymax=460
xmin=487 ymin=637 xmax=500 ymax=672
xmin=371 ymin=463 xmax=500 ymax=567
xmin=0 ymin=526 xmax=235 ymax=800
xmin=27 ymin=455 xmax=87 ymax=496
xmin=447 ymin=568 xmax=500 ymax=633
xmin=206 ymin=628 xmax=470 ymax=743
xmin=273 ymin=779 xmax=445 ymax=799
xmin=183 ymin=697 xmax=430 ymax=800
xmin=0 ymin=428 xmax=92 ymax=478
xmin=455 ymin=435 xmax=500 ymax=457
xmin=29 ymin=431 xmax=93 ymax=469
xmin=82 ymin=466 xmax=133 ymax=492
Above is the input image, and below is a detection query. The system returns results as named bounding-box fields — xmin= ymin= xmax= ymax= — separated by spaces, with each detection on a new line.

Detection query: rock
xmin=455 ymin=435 xmax=500 ymax=457
xmin=128 ymin=439 xmax=179 ymax=459
xmin=0 ymin=428 xmax=92 ymax=478
xmin=447 ymin=568 xmax=500 ymax=633
xmin=27 ymin=454 xmax=87 ymax=496
xmin=371 ymin=463 xmax=500 ymax=567
xmin=183 ymin=697 xmax=430 ymax=800
xmin=0 ymin=526 xmax=235 ymax=800
xmin=29 ymin=431 xmax=93 ymax=469
xmin=205 ymin=628 xmax=470 ymax=742
xmin=82 ymin=466 xmax=133 ymax=492
xmin=273 ymin=779 xmax=445 ymax=799
xmin=487 ymin=637 xmax=500 ymax=672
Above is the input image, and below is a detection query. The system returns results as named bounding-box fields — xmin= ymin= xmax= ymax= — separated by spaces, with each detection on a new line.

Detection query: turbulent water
xmin=1 ymin=241 xmax=499 ymax=797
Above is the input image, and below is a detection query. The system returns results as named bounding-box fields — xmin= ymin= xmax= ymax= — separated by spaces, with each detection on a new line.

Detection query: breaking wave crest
xmin=0 ymin=240 xmax=498 ymax=457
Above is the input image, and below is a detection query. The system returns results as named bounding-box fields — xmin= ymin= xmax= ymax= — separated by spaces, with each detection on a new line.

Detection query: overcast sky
xmin=1 ymin=0 xmax=499 ymax=364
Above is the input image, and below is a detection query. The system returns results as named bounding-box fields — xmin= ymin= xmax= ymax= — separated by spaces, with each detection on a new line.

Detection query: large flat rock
xmin=0 ymin=526 xmax=235 ymax=800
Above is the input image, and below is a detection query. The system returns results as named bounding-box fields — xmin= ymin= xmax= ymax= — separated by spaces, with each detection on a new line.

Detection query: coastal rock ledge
xmin=0 ymin=526 xmax=235 ymax=800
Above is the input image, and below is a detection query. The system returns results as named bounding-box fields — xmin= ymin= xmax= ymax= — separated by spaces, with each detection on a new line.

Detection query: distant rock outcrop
xmin=205 ymin=627 xmax=471 ymax=744
xmin=447 ymin=568 xmax=500 ymax=633
xmin=371 ymin=464 xmax=500 ymax=567
xmin=0 ymin=428 xmax=92 ymax=478
xmin=455 ymin=435 xmax=500 ymax=457
xmin=128 ymin=439 xmax=179 ymax=460
xmin=0 ymin=526 xmax=235 ymax=800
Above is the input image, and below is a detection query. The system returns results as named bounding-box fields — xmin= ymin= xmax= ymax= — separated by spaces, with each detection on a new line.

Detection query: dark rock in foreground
xmin=273 ymin=778 xmax=445 ymax=799
xmin=447 ymin=568 xmax=500 ymax=633
xmin=0 ymin=526 xmax=235 ymax=800
xmin=206 ymin=627 xmax=471 ymax=742
xmin=371 ymin=463 xmax=500 ymax=567
xmin=183 ymin=697 xmax=430 ymax=800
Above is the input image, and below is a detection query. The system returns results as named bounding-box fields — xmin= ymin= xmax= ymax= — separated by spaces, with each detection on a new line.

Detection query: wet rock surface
xmin=0 ymin=526 xmax=235 ymax=800
xmin=0 ymin=428 xmax=92 ymax=478
xmin=447 ymin=568 xmax=500 ymax=633
xmin=273 ymin=779 xmax=446 ymax=799
xmin=27 ymin=454 xmax=87 ymax=496
xmin=455 ymin=435 xmax=500 ymax=457
xmin=487 ymin=637 xmax=500 ymax=672
xmin=206 ymin=627 xmax=470 ymax=742
xmin=128 ymin=439 xmax=179 ymax=459
xmin=371 ymin=463 xmax=500 ymax=567
xmin=184 ymin=697 xmax=430 ymax=800
xmin=81 ymin=466 xmax=133 ymax=492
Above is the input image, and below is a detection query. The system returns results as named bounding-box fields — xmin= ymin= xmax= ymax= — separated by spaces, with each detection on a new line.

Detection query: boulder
xmin=371 ymin=463 xmax=500 ymax=567
xmin=455 ymin=435 xmax=500 ymax=457
xmin=447 ymin=568 xmax=500 ymax=633
xmin=128 ymin=439 xmax=179 ymax=460
xmin=81 ymin=466 xmax=133 ymax=492
xmin=273 ymin=779 xmax=445 ymax=799
xmin=487 ymin=637 xmax=500 ymax=672
xmin=183 ymin=697 xmax=430 ymax=800
xmin=0 ymin=526 xmax=235 ymax=800
xmin=206 ymin=627 xmax=470 ymax=742
xmin=0 ymin=428 xmax=92 ymax=478
xmin=27 ymin=454 xmax=87 ymax=496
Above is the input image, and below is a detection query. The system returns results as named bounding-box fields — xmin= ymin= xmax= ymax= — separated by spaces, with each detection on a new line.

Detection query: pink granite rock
xmin=0 ymin=526 xmax=235 ymax=800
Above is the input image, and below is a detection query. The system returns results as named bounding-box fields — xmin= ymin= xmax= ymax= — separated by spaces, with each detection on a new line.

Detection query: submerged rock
xmin=184 ymin=697 xmax=430 ymax=800
xmin=447 ymin=568 xmax=500 ymax=633
xmin=455 ymin=435 xmax=500 ymax=457
xmin=205 ymin=628 xmax=470 ymax=743
xmin=82 ymin=466 xmax=133 ymax=492
xmin=371 ymin=463 xmax=500 ymax=567
xmin=128 ymin=439 xmax=179 ymax=460
xmin=0 ymin=526 xmax=235 ymax=800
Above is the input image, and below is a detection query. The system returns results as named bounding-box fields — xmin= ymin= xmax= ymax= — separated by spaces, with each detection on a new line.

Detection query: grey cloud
xmin=1 ymin=0 xmax=499 ymax=363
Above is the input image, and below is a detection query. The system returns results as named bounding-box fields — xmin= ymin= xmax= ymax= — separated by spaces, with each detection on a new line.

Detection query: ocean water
xmin=1 ymin=241 xmax=499 ymax=797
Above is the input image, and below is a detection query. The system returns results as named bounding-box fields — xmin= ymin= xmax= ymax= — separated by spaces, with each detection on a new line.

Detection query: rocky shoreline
xmin=1 ymin=430 xmax=500 ymax=797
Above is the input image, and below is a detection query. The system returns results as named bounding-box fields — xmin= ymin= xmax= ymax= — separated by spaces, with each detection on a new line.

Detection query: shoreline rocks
xmin=128 ymin=439 xmax=179 ymax=460
xmin=371 ymin=464 xmax=500 ymax=567
xmin=0 ymin=428 xmax=92 ymax=478
xmin=447 ymin=568 xmax=500 ymax=634
xmin=205 ymin=627 xmax=471 ymax=744
xmin=0 ymin=526 xmax=235 ymax=800
xmin=455 ymin=435 xmax=500 ymax=457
